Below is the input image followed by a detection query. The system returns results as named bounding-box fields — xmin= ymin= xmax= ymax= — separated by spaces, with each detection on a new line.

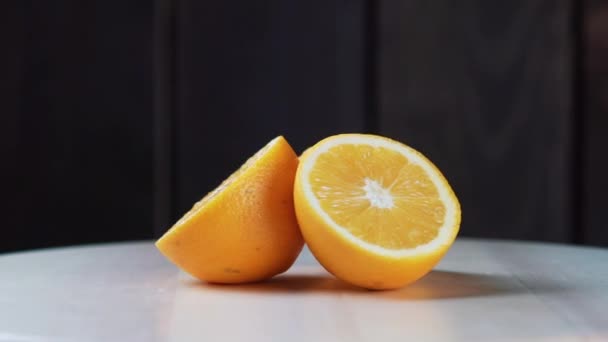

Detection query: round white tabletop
xmin=0 ymin=239 xmax=606 ymax=341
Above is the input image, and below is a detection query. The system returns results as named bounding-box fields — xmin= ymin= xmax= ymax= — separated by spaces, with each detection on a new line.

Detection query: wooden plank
xmin=583 ymin=1 xmax=608 ymax=246
xmin=0 ymin=1 xmax=25 ymax=251
xmin=153 ymin=0 xmax=177 ymax=237
xmin=174 ymin=1 xmax=366 ymax=217
xmin=377 ymin=1 xmax=574 ymax=242
xmin=0 ymin=1 xmax=155 ymax=252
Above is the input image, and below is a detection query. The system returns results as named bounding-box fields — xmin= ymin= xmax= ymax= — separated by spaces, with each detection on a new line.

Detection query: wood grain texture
xmin=583 ymin=0 xmax=608 ymax=246
xmin=377 ymin=1 xmax=574 ymax=242
xmin=0 ymin=1 xmax=155 ymax=252
xmin=1 ymin=240 xmax=607 ymax=340
xmin=174 ymin=1 xmax=366 ymax=221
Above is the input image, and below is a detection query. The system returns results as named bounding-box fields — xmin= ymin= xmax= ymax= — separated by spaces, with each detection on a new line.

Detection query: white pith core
xmin=363 ymin=178 xmax=394 ymax=209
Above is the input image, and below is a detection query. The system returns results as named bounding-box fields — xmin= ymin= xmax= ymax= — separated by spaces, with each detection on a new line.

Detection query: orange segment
xmin=156 ymin=136 xmax=304 ymax=284
xmin=294 ymin=134 xmax=461 ymax=289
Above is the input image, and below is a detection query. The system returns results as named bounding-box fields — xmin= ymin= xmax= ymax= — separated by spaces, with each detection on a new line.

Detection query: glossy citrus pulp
xmin=156 ymin=136 xmax=304 ymax=283
xmin=294 ymin=134 xmax=461 ymax=289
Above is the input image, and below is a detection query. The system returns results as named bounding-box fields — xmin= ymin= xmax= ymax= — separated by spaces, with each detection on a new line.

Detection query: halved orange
xmin=156 ymin=136 xmax=304 ymax=284
xmin=294 ymin=134 xmax=461 ymax=289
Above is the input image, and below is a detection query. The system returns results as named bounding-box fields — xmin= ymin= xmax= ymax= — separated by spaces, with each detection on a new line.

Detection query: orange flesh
xmin=309 ymin=144 xmax=446 ymax=249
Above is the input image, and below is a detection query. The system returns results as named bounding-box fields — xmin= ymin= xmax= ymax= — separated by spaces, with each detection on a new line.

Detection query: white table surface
xmin=0 ymin=239 xmax=607 ymax=342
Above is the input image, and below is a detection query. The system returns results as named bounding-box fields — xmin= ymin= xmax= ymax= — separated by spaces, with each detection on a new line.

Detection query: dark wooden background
xmin=1 ymin=0 xmax=607 ymax=253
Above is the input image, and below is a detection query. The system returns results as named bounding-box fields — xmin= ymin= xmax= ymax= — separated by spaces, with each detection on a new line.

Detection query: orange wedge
xmin=294 ymin=134 xmax=461 ymax=289
xmin=156 ymin=136 xmax=304 ymax=283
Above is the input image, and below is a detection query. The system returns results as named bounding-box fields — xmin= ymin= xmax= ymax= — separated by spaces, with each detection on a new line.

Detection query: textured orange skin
xmin=293 ymin=134 xmax=461 ymax=290
xmin=156 ymin=137 xmax=304 ymax=283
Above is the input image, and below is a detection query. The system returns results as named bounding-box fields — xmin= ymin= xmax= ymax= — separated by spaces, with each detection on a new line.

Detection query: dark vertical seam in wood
xmin=172 ymin=0 xmax=180 ymax=228
xmin=364 ymin=0 xmax=378 ymax=133
xmin=572 ymin=0 xmax=584 ymax=245
xmin=153 ymin=0 xmax=177 ymax=237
